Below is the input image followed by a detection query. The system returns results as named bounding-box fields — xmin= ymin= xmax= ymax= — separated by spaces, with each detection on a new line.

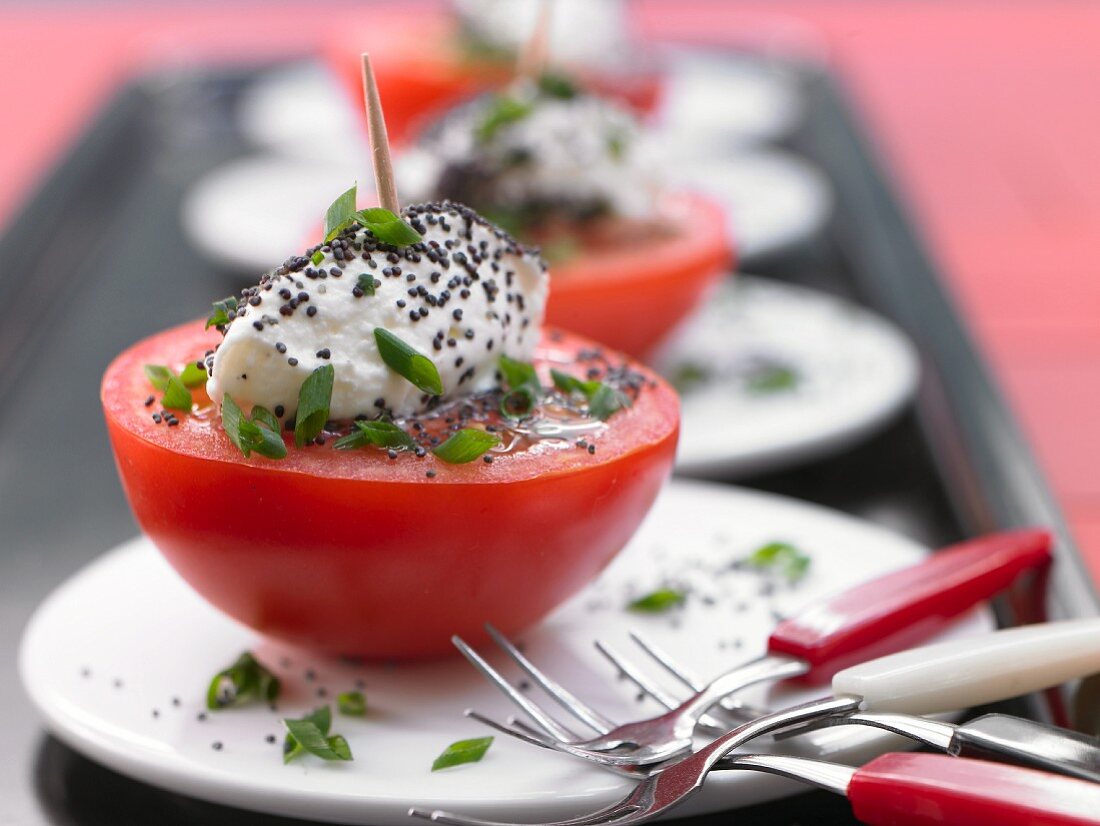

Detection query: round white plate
xmin=661 ymin=277 xmax=920 ymax=478
xmin=653 ymin=49 xmax=803 ymax=153
xmin=180 ymin=155 xmax=370 ymax=274
xmin=21 ymin=481 xmax=988 ymax=825
xmin=668 ymin=150 xmax=832 ymax=263
xmin=237 ymin=61 xmax=368 ymax=165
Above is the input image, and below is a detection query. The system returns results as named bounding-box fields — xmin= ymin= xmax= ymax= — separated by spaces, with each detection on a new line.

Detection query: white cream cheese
xmin=206 ymin=202 xmax=547 ymax=421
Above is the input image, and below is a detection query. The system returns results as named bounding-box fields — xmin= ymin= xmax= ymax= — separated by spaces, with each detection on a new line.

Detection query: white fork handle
xmin=833 ymin=618 xmax=1100 ymax=715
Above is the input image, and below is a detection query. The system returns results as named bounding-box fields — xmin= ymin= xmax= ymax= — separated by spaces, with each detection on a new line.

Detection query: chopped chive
xmin=354 ymin=208 xmax=422 ymax=247
xmin=324 ymin=184 xmax=359 ymax=243
xmin=179 ymin=362 xmax=208 ymax=389
xmin=143 ymin=364 xmax=172 ymax=391
xmin=282 ymin=705 xmax=352 ymax=764
xmin=745 ymin=364 xmax=799 ymax=394
xmin=311 ymin=250 xmax=325 ymax=266
xmin=374 ymin=328 xmax=443 ymax=395
xmin=588 ymin=384 xmax=631 ymax=421
xmin=161 ymin=375 xmax=193 ymax=411
xmin=476 ymin=95 xmax=532 ymax=143
xmin=537 ymin=71 xmax=578 ymax=100
xmin=746 ymin=542 xmax=811 ymax=582
xmin=431 ymin=736 xmax=493 ymax=771
xmin=205 ymin=296 xmax=238 ymax=330
xmin=627 ymin=588 xmax=686 ymax=613
xmin=498 ymin=355 xmax=542 ymax=419
xmin=356 ymin=272 xmax=379 ymax=296
xmin=432 ymin=429 xmax=501 ymax=464
xmin=222 ymin=395 xmax=287 ymax=459
xmin=294 ymin=365 xmax=335 ymax=447
xmin=333 ymin=419 xmax=417 ymax=452
xmin=206 ymin=651 xmax=280 ymax=711
xmin=337 ymin=691 xmax=367 ymax=717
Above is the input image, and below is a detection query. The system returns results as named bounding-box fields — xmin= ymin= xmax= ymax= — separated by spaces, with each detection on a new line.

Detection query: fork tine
xmin=485 ymin=624 xmax=615 ymax=733
xmin=626 ymin=631 xmax=703 ymax=691
xmin=452 ymin=636 xmax=581 ymax=743
xmin=463 ymin=709 xmax=555 ymax=750
xmin=593 ymin=640 xmax=680 ymax=709
xmin=627 ymin=631 xmax=766 ymax=723
xmin=408 ymin=805 xmax=638 ymax=826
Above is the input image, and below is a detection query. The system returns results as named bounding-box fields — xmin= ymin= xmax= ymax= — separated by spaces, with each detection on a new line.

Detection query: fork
xmin=468 ymin=618 xmax=1100 ymax=773
xmin=457 ymin=529 xmax=1051 ymax=765
xmin=410 ymin=751 xmax=1100 ymax=826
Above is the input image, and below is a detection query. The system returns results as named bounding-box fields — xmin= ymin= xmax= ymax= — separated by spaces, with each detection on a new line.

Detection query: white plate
xmin=661 ymin=277 xmax=919 ymax=478
xmin=668 ymin=150 xmax=832 ymax=263
xmin=180 ymin=155 xmax=369 ymax=274
xmin=654 ymin=49 xmax=803 ymax=152
xmin=20 ymin=481 xmax=988 ymax=825
xmin=237 ymin=61 xmax=368 ymax=165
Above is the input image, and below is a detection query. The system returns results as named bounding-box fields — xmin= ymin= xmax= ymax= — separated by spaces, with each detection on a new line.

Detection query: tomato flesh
xmin=102 ymin=322 xmax=678 ymax=659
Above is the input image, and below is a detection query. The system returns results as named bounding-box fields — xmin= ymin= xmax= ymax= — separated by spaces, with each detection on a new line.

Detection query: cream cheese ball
xmin=399 ymin=88 xmax=660 ymax=228
xmin=206 ymin=201 xmax=548 ymax=421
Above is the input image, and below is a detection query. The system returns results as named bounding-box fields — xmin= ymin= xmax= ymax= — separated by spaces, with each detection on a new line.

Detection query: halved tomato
xmin=102 ymin=322 xmax=678 ymax=659
xmin=547 ymin=193 xmax=733 ymax=359
xmin=323 ymin=18 xmax=661 ymax=145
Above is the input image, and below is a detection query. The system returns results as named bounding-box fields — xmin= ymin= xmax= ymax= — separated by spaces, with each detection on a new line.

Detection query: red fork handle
xmin=768 ymin=529 xmax=1052 ymax=681
xmin=849 ymin=753 xmax=1100 ymax=826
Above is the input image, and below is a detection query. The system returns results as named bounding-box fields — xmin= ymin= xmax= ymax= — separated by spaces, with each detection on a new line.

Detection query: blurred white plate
xmin=180 ymin=155 xmax=368 ymax=274
xmin=669 ymin=150 xmax=832 ymax=263
xmin=654 ymin=49 xmax=804 ymax=152
xmin=21 ymin=481 xmax=985 ymax=825
xmin=237 ymin=61 xmax=368 ymax=164
xmin=662 ymin=277 xmax=919 ymax=478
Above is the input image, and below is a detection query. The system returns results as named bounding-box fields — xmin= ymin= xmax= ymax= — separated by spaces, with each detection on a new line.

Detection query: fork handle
xmin=768 ymin=529 xmax=1051 ymax=681
xmin=848 ymin=752 xmax=1100 ymax=825
xmin=833 ymin=618 xmax=1100 ymax=715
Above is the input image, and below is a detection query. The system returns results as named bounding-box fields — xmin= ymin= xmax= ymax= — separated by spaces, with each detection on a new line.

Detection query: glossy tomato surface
xmin=547 ymin=193 xmax=734 ymax=359
xmin=102 ymin=322 xmax=679 ymax=659
xmin=324 ymin=19 xmax=661 ymax=145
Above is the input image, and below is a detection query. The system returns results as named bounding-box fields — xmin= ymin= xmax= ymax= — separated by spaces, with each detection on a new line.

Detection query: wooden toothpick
xmin=360 ymin=53 xmax=401 ymax=213
xmin=515 ymin=0 xmax=553 ymax=84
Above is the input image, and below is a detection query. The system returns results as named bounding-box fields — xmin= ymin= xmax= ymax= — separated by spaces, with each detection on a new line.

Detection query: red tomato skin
xmin=547 ymin=194 xmax=734 ymax=359
xmin=102 ymin=323 xmax=678 ymax=659
xmin=324 ymin=19 xmax=661 ymax=145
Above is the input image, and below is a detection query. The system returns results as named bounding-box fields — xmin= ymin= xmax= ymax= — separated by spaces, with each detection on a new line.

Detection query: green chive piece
xmin=206 ymin=296 xmax=238 ymax=330
xmin=498 ymin=355 xmax=542 ymax=419
xmin=431 ymin=736 xmax=494 ymax=771
xmin=324 ymin=184 xmax=359 ymax=243
xmin=161 ymin=374 xmax=193 ymax=411
xmin=499 ymin=386 xmax=538 ymax=419
xmin=537 ymin=71 xmax=578 ymax=99
xmin=282 ymin=705 xmax=352 ymax=764
xmin=356 ymin=272 xmax=379 ymax=296
xmin=143 ymin=364 xmax=172 ymax=391
xmin=206 ymin=651 xmax=280 ymax=711
xmin=374 ymin=328 xmax=443 ymax=395
xmin=354 ymin=208 xmax=423 ymax=247
xmin=311 ymin=249 xmax=325 ymax=266
xmin=669 ymin=363 xmax=709 ymax=392
xmin=333 ymin=419 xmax=417 ymax=452
xmin=337 ymin=691 xmax=367 ymax=717
xmin=476 ymin=95 xmax=532 ymax=143
xmin=627 ymin=588 xmax=687 ymax=613
xmin=746 ymin=364 xmax=799 ymax=394
xmin=551 ymin=370 xmax=631 ymax=421
xmin=221 ymin=396 xmax=287 ymax=460
xmin=432 ymin=429 xmax=502 ymax=464
xmin=179 ymin=362 xmax=208 ymax=389
xmin=588 ymin=383 xmax=631 ymax=421
xmin=294 ymin=365 xmax=335 ymax=447
xmin=607 ymin=132 xmax=626 ymax=160
xmin=746 ymin=542 xmax=811 ymax=582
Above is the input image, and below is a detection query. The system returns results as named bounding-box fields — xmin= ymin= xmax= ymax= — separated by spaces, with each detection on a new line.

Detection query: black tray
xmin=0 ymin=57 xmax=1095 ymax=826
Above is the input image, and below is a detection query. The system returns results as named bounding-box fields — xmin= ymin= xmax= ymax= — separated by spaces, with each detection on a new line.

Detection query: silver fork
xmin=454 ymin=627 xmax=804 ymax=766
xmin=463 ymin=619 xmax=1100 ymax=771
xmin=410 ymin=695 xmax=861 ymax=826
